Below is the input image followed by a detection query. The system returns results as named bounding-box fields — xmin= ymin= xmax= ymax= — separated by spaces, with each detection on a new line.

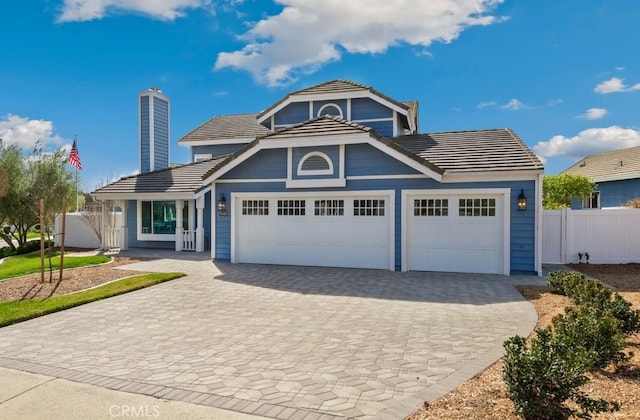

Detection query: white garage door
xmin=406 ymin=193 xmax=506 ymax=274
xmin=234 ymin=193 xmax=393 ymax=270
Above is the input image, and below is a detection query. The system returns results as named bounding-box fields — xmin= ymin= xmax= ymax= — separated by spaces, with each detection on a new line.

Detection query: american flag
xmin=68 ymin=138 xmax=82 ymax=170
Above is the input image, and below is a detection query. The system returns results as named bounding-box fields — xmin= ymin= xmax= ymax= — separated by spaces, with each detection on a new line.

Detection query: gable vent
xmin=301 ymin=155 xmax=331 ymax=171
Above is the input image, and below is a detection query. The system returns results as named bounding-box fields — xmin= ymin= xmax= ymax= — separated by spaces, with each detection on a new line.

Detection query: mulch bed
xmin=0 ymin=256 xmax=150 ymax=302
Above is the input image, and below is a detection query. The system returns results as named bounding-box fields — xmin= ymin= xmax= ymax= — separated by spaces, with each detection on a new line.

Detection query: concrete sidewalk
xmin=0 ymin=367 xmax=264 ymax=420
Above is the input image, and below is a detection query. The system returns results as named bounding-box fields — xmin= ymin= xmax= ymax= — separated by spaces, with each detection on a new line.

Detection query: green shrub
xmin=15 ymin=240 xmax=53 ymax=255
xmin=546 ymin=271 xmax=586 ymax=295
xmin=609 ymin=293 xmax=640 ymax=335
xmin=552 ymin=306 xmax=629 ymax=368
xmin=503 ymin=328 xmax=618 ymax=420
xmin=0 ymin=246 xmax=15 ymax=259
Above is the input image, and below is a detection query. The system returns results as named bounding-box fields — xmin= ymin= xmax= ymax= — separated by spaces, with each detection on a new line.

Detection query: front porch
xmin=101 ymin=197 xmax=207 ymax=253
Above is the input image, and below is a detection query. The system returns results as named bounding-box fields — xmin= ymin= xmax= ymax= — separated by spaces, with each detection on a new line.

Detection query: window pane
xmin=153 ymin=201 xmax=176 ymax=234
xmin=141 ymin=201 xmax=152 ymax=234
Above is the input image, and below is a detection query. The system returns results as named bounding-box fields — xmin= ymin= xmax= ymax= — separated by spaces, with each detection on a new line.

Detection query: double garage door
xmin=235 ymin=193 xmax=393 ymax=270
xmin=234 ymin=191 xmax=506 ymax=274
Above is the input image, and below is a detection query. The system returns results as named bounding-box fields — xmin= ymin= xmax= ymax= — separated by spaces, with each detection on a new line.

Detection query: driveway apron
xmin=0 ymin=251 xmax=541 ymax=419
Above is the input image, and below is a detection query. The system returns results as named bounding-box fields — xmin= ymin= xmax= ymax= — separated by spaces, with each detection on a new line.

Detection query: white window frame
xmin=583 ymin=191 xmax=600 ymax=209
xmin=137 ymin=200 xmax=176 ymax=241
xmin=316 ymin=103 xmax=343 ymax=118
xmin=296 ymin=151 xmax=334 ymax=176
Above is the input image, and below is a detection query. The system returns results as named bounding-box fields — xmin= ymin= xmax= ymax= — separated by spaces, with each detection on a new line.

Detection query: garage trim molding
xmin=230 ymin=190 xmax=396 ymax=270
xmin=400 ymin=188 xmax=511 ymax=274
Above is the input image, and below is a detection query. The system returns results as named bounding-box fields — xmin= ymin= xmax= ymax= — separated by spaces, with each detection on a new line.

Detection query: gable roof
xmin=256 ymin=79 xmax=411 ymax=122
xmin=562 ymin=145 xmax=640 ymax=182
xmin=92 ymin=157 xmax=226 ymax=198
xmin=177 ymin=113 xmax=271 ymax=145
xmin=201 ymin=115 xmax=444 ymax=183
xmin=392 ymin=128 xmax=543 ymax=173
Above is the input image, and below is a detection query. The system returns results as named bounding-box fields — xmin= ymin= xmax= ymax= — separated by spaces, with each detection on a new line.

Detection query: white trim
xmin=308 ymin=101 xmax=313 ymax=120
xmin=178 ymin=137 xmax=255 ymax=147
xmin=346 ymin=99 xmax=352 ymax=120
xmin=339 ymin=144 xmax=345 ymax=179
xmin=535 ymin=173 xmax=543 ymax=276
xmin=348 ymin=174 xmax=427 ymax=181
xmin=257 ymin=91 xmax=409 ymax=124
xmin=210 ymin=184 xmax=216 ymax=259
xmin=352 ymin=117 xmax=394 ymax=123
xmin=95 ymin=192 xmax=196 ymax=200
xmin=297 ymin=151 xmax=334 ymax=176
xmin=194 ymin=153 xmax=212 ymax=162
xmin=287 ymin=147 xmax=293 ymax=183
xmin=392 ymin=111 xmax=398 ymax=136
xmin=231 ymin=190 xmax=396 ymax=270
xmin=316 ymin=103 xmax=344 ymax=118
xmin=274 ymin=124 xmax=292 ymax=130
xmin=136 ymin=200 xmax=176 ymax=242
xmin=400 ymin=188 xmax=511 ymax=275
xmin=217 ymin=178 xmax=288 ymax=184
xmin=286 ymin=178 xmax=346 ymax=188
xmin=149 ymin=93 xmax=155 ymax=171
xmin=442 ymin=170 xmax=543 ymax=183
xmin=194 ymin=185 xmax=211 ymax=199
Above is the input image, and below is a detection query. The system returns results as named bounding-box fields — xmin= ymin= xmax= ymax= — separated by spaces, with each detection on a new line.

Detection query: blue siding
xmin=291 ymin=146 xmax=339 ymax=180
xmin=274 ymin=102 xmax=309 ymax=125
xmin=203 ymin=192 xmax=211 ymax=251
xmin=153 ymin=97 xmax=169 ymax=170
xmin=571 ymin=178 xmax=640 ymax=209
xmin=364 ymin=120 xmax=394 ymax=137
xmin=222 ymin=149 xmax=287 ymax=179
xmin=313 ymin=100 xmax=347 ymax=118
xmin=351 ymin=98 xmax=393 ymax=120
xmin=212 ymin=143 xmax=537 ymax=273
xmin=139 ymin=97 xmax=150 ymax=173
xmin=346 ymin=144 xmax=421 ymax=176
xmin=192 ymin=144 xmax=247 ymax=160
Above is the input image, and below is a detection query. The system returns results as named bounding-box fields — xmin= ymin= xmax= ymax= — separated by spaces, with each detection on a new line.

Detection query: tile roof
xmin=177 ymin=113 xmax=271 ymax=144
xmin=562 ymin=145 xmax=640 ymax=181
xmin=92 ymin=157 xmax=227 ymax=196
xmin=257 ymin=79 xmax=410 ymax=120
xmin=392 ymin=128 xmax=544 ymax=173
xmin=201 ymin=116 xmax=445 ymax=181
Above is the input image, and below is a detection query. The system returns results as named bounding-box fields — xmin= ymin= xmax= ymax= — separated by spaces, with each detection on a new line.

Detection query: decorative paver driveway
xmin=0 ymin=251 xmax=541 ymax=419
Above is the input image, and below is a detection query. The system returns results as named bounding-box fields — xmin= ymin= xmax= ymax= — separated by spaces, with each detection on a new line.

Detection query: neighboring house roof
xmin=562 ymin=145 xmax=640 ymax=182
xmin=257 ymin=79 xmax=411 ymax=121
xmin=392 ymin=128 xmax=544 ymax=173
xmin=92 ymin=157 xmax=226 ymax=197
xmin=177 ymin=113 xmax=271 ymax=145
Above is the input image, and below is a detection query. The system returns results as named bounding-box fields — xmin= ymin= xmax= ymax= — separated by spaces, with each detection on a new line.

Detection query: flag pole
xmin=75 ymin=134 xmax=79 ymax=212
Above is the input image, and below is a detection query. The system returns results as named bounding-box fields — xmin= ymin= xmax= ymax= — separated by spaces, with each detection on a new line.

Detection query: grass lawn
xmin=0 ymin=253 xmax=111 ymax=280
xmin=0 ymin=272 xmax=184 ymax=327
xmin=26 ymin=231 xmax=43 ymax=239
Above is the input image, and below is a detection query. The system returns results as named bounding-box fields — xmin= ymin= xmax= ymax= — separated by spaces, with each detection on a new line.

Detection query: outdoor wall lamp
xmin=517 ymin=189 xmax=527 ymax=211
xmin=217 ymin=193 xmax=228 ymax=217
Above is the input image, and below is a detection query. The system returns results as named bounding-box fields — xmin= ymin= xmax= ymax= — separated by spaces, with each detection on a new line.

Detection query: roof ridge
xmin=258 ymin=115 xmax=371 ymax=139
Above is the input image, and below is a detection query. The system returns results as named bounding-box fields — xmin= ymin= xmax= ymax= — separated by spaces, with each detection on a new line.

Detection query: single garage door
xmin=235 ymin=193 xmax=393 ymax=270
xmin=406 ymin=193 xmax=505 ymax=274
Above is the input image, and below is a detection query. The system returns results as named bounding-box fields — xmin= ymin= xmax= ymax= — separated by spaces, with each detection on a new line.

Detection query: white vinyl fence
xmin=542 ymin=208 xmax=640 ymax=264
xmin=54 ymin=212 xmax=123 ymax=249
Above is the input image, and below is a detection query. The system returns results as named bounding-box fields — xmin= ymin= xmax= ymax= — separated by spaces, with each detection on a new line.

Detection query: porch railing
xmin=182 ymin=230 xmax=196 ymax=251
xmin=105 ymin=228 xmax=120 ymax=249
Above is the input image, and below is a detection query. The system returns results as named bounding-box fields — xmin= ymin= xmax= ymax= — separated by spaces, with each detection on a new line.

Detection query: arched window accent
xmin=297 ymin=152 xmax=334 ymax=176
xmin=317 ymin=103 xmax=343 ymax=119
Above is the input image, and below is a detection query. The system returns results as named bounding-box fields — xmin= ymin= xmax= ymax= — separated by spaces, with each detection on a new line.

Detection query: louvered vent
xmin=301 ymin=155 xmax=331 ymax=171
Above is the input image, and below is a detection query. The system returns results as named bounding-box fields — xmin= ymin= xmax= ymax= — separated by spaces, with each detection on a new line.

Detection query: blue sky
xmin=2 ymin=0 xmax=639 ymax=190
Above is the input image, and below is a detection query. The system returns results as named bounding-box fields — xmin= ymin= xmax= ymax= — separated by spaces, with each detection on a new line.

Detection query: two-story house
xmin=93 ymin=80 xmax=544 ymax=275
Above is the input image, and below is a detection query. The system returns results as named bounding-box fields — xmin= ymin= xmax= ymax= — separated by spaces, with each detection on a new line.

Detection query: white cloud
xmin=477 ymin=101 xmax=496 ymax=109
xmin=533 ymin=126 xmax=640 ymax=162
xmin=214 ymin=0 xmax=506 ymax=86
xmin=500 ymin=98 xmax=526 ymax=110
xmin=0 ymin=114 xmax=65 ymax=150
xmin=547 ymin=98 xmax=562 ymax=107
xmin=594 ymin=77 xmax=640 ymax=94
xmin=578 ymin=108 xmax=607 ymax=120
xmin=57 ymin=0 xmax=211 ymax=22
